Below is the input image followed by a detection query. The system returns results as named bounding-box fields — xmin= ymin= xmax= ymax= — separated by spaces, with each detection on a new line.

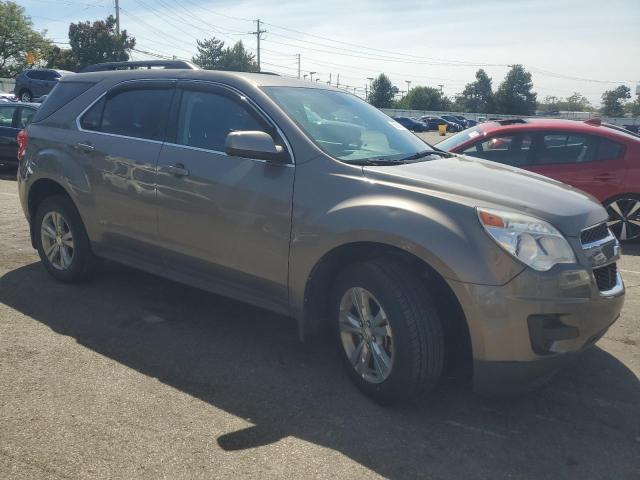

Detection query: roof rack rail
xmin=80 ymin=60 xmax=200 ymax=73
xmin=496 ymin=119 xmax=527 ymax=125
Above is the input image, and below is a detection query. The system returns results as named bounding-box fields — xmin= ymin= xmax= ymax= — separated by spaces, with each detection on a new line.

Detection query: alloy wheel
xmin=40 ymin=211 xmax=75 ymax=270
xmin=339 ymin=287 xmax=394 ymax=384
xmin=606 ymin=198 xmax=640 ymax=241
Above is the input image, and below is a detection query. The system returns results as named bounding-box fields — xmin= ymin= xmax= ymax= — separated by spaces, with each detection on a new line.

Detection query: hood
xmin=362 ymin=155 xmax=608 ymax=236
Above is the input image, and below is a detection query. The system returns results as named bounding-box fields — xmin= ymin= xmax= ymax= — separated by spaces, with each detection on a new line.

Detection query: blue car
xmin=392 ymin=116 xmax=428 ymax=132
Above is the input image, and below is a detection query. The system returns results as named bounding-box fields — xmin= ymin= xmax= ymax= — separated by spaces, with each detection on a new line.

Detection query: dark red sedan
xmin=437 ymin=118 xmax=640 ymax=241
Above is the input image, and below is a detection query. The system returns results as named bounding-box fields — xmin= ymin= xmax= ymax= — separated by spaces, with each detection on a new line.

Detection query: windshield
xmin=263 ymin=86 xmax=434 ymax=163
xmin=436 ymin=126 xmax=486 ymax=151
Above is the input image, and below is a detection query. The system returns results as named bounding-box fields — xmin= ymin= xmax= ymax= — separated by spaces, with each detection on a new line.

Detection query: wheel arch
xmin=300 ymin=241 xmax=473 ymax=374
xmin=27 ymin=178 xmax=76 ymax=248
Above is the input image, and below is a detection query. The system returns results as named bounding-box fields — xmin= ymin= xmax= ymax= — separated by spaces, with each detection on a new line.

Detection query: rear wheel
xmin=331 ymin=259 xmax=444 ymax=404
xmin=34 ymin=195 xmax=99 ymax=282
xmin=605 ymin=195 xmax=640 ymax=241
xmin=19 ymin=89 xmax=32 ymax=102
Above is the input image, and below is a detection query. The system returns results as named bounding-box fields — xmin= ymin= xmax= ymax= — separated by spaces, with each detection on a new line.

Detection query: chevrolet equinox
xmin=17 ymin=70 xmax=625 ymax=403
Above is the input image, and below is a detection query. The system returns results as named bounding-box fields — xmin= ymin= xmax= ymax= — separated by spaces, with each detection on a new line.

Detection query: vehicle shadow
xmin=0 ymin=262 xmax=638 ymax=479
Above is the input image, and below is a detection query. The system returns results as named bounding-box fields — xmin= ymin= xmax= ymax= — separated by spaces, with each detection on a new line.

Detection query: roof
xmin=60 ymin=68 xmax=341 ymax=91
xmin=477 ymin=117 xmax=640 ymax=142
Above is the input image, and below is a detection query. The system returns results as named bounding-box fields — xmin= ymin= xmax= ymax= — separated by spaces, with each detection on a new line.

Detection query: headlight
xmin=477 ymin=208 xmax=576 ymax=271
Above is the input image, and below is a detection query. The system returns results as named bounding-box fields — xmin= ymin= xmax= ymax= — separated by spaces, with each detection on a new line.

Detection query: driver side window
xmin=175 ymin=89 xmax=265 ymax=153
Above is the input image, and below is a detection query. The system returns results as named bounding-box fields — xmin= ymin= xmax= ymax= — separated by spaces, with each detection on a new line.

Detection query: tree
xmin=62 ymin=15 xmax=135 ymax=71
xmin=624 ymin=96 xmax=640 ymax=117
xmin=494 ymin=64 xmax=537 ymax=115
xmin=192 ymin=37 xmax=225 ymax=70
xmin=218 ymin=41 xmax=258 ymax=72
xmin=192 ymin=37 xmax=257 ymax=72
xmin=0 ymin=1 xmax=51 ymax=76
xmin=395 ymin=86 xmax=450 ymax=111
xmin=565 ymin=92 xmax=592 ymax=112
xmin=368 ymin=74 xmax=396 ymax=108
xmin=600 ymin=85 xmax=631 ymax=117
xmin=45 ymin=45 xmax=76 ymax=71
xmin=454 ymin=69 xmax=494 ymax=113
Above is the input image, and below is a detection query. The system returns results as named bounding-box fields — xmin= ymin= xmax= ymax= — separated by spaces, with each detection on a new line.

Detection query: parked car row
xmin=391 ymin=114 xmax=477 ymax=132
xmin=437 ymin=118 xmax=640 ymax=241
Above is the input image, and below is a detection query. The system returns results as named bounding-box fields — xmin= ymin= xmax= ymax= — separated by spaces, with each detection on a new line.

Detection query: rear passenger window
xmin=32 ymin=81 xmax=95 ymax=123
xmin=80 ymin=86 xmax=173 ymax=141
xmin=536 ymin=133 xmax=597 ymax=165
xmin=175 ymin=89 xmax=264 ymax=152
xmin=597 ymin=138 xmax=624 ymax=161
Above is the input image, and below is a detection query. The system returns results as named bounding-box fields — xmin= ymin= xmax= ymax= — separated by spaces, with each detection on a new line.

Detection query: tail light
xmin=17 ymin=129 xmax=28 ymax=161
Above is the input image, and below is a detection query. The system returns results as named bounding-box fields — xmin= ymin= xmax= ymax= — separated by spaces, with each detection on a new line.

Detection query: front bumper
xmin=449 ymin=258 xmax=625 ymax=395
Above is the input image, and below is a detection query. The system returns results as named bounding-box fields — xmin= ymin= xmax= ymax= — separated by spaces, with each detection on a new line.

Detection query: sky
xmin=19 ymin=0 xmax=640 ymax=106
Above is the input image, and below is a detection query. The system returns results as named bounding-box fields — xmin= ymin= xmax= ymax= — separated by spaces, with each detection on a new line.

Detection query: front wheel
xmin=331 ymin=260 xmax=444 ymax=404
xmin=605 ymin=195 xmax=640 ymax=242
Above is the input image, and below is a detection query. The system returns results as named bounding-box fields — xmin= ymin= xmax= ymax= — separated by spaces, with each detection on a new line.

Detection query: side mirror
xmin=224 ymin=131 xmax=290 ymax=164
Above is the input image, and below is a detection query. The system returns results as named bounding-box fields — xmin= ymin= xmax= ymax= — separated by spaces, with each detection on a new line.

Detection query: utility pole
xmin=327 ymin=73 xmax=331 ymax=85
xmin=115 ymin=0 xmax=120 ymax=35
xmin=336 ymin=74 xmax=340 ymax=88
xmin=296 ymin=53 xmax=301 ymax=79
xmin=405 ymin=80 xmax=412 ymax=94
xmin=250 ymin=19 xmax=267 ymax=72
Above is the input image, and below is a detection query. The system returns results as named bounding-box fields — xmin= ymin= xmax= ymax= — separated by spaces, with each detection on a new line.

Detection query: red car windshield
xmin=436 ymin=126 xmax=485 ymax=151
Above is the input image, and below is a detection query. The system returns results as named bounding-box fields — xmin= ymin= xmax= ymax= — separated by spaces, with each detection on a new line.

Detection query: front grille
xmin=581 ymin=223 xmax=609 ymax=245
xmin=593 ymin=263 xmax=618 ymax=291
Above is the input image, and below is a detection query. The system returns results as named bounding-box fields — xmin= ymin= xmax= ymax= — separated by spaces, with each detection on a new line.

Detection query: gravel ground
xmin=0 ymin=171 xmax=638 ymax=480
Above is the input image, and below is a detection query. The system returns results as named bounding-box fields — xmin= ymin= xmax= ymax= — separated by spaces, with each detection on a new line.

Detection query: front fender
xmin=288 ymin=193 xmax=524 ymax=321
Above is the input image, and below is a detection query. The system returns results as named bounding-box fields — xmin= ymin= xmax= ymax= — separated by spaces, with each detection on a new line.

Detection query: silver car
xmin=17 ymin=70 xmax=624 ymax=403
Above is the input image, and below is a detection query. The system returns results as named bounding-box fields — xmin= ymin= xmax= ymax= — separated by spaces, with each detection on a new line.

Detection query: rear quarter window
xmin=31 ymin=81 xmax=95 ymax=123
xmin=597 ymin=138 xmax=625 ymax=161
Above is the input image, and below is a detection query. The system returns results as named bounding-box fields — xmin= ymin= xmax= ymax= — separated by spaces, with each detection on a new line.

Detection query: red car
xmin=437 ymin=118 xmax=640 ymax=241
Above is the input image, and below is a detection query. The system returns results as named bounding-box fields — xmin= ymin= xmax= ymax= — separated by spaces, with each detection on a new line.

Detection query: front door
xmin=155 ymin=81 xmax=295 ymax=312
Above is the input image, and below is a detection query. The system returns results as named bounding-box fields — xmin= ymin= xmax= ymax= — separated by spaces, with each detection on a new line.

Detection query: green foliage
xmin=192 ymin=37 xmax=224 ymax=70
xmin=368 ymin=73 xmax=397 ymax=108
xmin=0 ymin=1 xmax=51 ymax=76
xmin=600 ymin=85 xmax=631 ymax=117
xmin=624 ymin=96 xmax=640 ymax=117
xmin=454 ymin=69 xmax=494 ymax=113
xmin=494 ymin=64 xmax=537 ymax=115
xmin=192 ymin=37 xmax=258 ymax=72
xmin=46 ymin=15 xmax=135 ymax=72
xmin=537 ymin=92 xmax=592 ymax=113
xmin=395 ymin=86 xmax=450 ymax=111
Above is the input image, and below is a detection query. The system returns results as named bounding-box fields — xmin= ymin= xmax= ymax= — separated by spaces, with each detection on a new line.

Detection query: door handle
xmin=166 ymin=164 xmax=190 ymax=177
xmin=76 ymin=142 xmax=94 ymax=152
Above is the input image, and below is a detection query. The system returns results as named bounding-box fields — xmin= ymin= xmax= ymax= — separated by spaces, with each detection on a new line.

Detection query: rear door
xmin=460 ymin=132 xmax=534 ymax=168
xmin=67 ymin=80 xmax=175 ymax=261
xmin=155 ymin=80 xmax=295 ymax=312
xmin=527 ymin=132 xmax=627 ymax=201
xmin=0 ymin=105 xmax=18 ymax=162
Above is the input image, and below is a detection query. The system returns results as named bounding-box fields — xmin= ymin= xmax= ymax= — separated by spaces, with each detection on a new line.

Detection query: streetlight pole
xmin=309 ymin=71 xmax=316 ymax=82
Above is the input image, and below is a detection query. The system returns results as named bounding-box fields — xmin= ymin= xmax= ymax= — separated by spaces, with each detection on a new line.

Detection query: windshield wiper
xmin=398 ymin=150 xmax=452 ymax=161
xmin=347 ymin=158 xmax=407 ymax=166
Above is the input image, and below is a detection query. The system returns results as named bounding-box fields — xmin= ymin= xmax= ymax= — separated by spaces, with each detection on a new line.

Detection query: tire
xmin=604 ymin=195 xmax=640 ymax=242
xmin=331 ymin=259 xmax=444 ymax=404
xmin=34 ymin=195 xmax=99 ymax=282
xmin=20 ymin=89 xmax=32 ymax=102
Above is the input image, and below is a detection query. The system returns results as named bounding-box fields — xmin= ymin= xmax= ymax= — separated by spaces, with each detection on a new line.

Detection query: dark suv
xmin=16 ymin=70 xmax=624 ymax=404
xmin=14 ymin=69 xmax=73 ymax=102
